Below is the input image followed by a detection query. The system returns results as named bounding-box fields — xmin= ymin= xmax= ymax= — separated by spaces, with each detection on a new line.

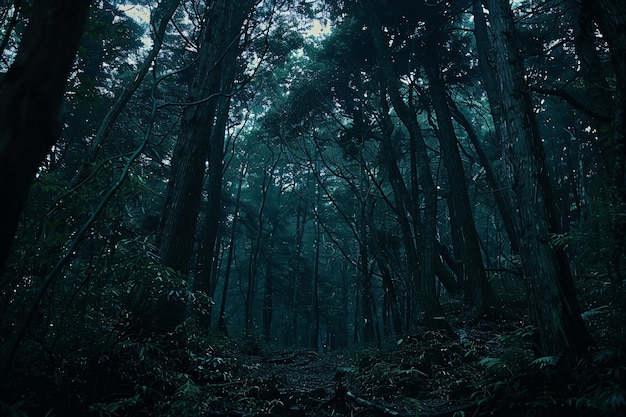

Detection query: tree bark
xmin=582 ymin=0 xmax=626 ymax=286
xmin=0 ymin=0 xmax=90 ymax=274
xmin=423 ymin=51 xmax=495 ymax=312
xmin=472 ymin=0 xmax=520 ymax=255
xmin=485 ymin=0 xmax=591 ymax=359
xmin=157 ymin=0 xmax=239 ymax=274
xmin=154 ymin=0 xmax=251 ymax=335
xmin=0 ymin=0 xmax=90 ymax=379
xmin=367 ymin=17 xmax=450 ymax=331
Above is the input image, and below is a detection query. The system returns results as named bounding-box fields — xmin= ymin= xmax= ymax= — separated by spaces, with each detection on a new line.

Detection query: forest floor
xmin=3 ymin=282 xmax=626 ymax=417
xmin=175 ymin=288 xmax=626 ymax=417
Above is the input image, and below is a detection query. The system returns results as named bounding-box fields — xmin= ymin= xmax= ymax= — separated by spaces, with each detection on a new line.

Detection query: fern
xmin=530 ymin=354 xmax=560 ymax=369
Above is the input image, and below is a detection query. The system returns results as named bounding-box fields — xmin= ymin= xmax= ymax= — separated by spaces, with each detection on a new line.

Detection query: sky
xmin=119 ymin=3 xmax=332 ymax=39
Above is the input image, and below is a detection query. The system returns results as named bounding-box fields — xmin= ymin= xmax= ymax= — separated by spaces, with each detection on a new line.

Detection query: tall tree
xmin=471 ymin=0 xmax=520 ymax=255
xmin=582 ymin=0 xmax=626 ymax=285
xmin=365 ymin=5 xmax=451 ymax=331
xmin=0 ymin=0 xmax=90 ymax=380
xmin=0 ymin=0 xmax=90 ymax=273
xmin=423 ymin=21 xmax=495 ymax=312
xmin=484 ymin=0 xmax=591 ymax=359
xmin=155 ymin=0 xmax=253 ymax=333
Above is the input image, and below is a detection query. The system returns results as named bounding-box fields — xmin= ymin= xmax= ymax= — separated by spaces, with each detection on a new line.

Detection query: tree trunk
xmin=357 ymin=186 xmax=376 ymax=343
xmin=423 ymin=52 xmax=494 ymax=312
xmin=367 ymin=11 xmax=450 ymax=331
xmin=262 ymin=221 xmax=276 ymax=343
xmin=154 ymin=0 xmax=247 ymax=334
xmin=583 ymin=0 xmax=626 ymax=286
xmin=368 ymin=203 xmax=403 ymax=335
xmin=485 ymin=0 xmax=591 ymax=359
xmin=472 ymin=0 xmax=520 ymax=255
xmin=0 ymin=0 xmax=90 ymax=379
xmin=193 ymin=92 xmax=230 ymax=331
xmin=0 ymin=0 xmax=90 ymax=274
xmin=310 ymin=208 xmax=321 ymax=349
xmin=217 ymin=164 xmax=246 ymax=334
xmin=73 ymin=0 xmax=181 ymax=185
xmin=291 ymin=203 xmax=306 ymax=345
xmin=244 ymin=151 xmax=279 ymax=335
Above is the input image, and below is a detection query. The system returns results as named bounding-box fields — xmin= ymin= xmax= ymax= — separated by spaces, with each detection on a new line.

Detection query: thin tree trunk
xmin=73 ymin=0 xmax=181 ymax=185
xmin=357 ymin=193 xmax=376 ymax=343
xmin=310 ymin=207 xmax=320 ymax=349
xmin=423 ymin=53 xmax=494 ymax=312
xmin=217 ymin=164 xmax=247 ymax=334
xmin=368 ymin=204 xmax=402 ymax=335
xmin=367 ymin=10 xmax=450 ymax=331
xmin=291 ymin=203 xmax=306 ymax=346
xmin=262 ymin=221 xmax=276 ymax=343
xmin=244 ymin=151 xmax=279 ymax=335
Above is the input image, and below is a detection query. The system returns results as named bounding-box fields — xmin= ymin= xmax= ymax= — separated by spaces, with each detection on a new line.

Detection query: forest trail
xmin=243 ymin=350 xmax=345 ymax=395
xmin=237 ymin=349 xmax=349 ymax=415
xmin=200 ymin=301 xmax=622 ymax=417
xmin=209 ymin=328 xmax=495 ymax=417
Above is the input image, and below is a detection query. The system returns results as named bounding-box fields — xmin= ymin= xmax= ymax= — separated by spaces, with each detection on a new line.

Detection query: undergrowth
xmin=1 ymin=280 xmax=625 ymax=417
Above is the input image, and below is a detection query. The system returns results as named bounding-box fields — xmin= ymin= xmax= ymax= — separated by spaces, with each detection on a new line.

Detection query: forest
xmin=0 ymin=0 xmax=625 ymax=416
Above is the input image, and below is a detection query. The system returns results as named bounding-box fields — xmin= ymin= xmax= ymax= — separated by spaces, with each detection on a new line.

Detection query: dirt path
xmin=235 ymin=350 xmax=349 ymax=416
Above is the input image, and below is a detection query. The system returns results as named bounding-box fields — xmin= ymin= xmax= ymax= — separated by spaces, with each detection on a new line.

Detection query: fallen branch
xmin=336 ymin=384 xmax=483 ymax=417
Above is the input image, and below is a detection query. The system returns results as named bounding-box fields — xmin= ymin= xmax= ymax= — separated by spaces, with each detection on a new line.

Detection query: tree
xmin=154 ymin=0 xmax=253 ymax=334
xmin=483 ymin=0 xmax=591 ymax=360
xmin=365 ymin=4 xmax=451 ymax=332
xmin=422 ymin=10 xmax=495 ymax=312
xmin=582 ymin=0 xmax=626 ymax=285
xmin=0 ymin=0 xmax=90 ymax=273
xmin=73 ymin=0 xmax=182 ymax=185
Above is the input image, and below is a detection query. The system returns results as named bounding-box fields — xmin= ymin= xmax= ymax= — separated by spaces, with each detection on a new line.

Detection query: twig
xmin=336 ymin=384 xmax=483 ymax=417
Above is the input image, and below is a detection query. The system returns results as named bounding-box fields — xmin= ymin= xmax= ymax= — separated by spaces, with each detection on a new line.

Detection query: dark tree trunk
xmin=262 ymin=222 xmax=276 ymax=343
xmin=449 ymin=102 xmax=519 ymax=256
xmin=357 ymin=186 xmax=376 ymax=343
xmin=310 ymin=209 xmax=321 ymax=349
xmin=291 ymin=203 xmax=306 ymax=345
xmin=423 ymin=52 xmax=495 ymax=313
xmin=0 ymin=0 xmax=90 ymax=378
xmin=157 ymin=0 xmax=245 ymax=273
xmin=472 ymin=0 xmax=520 ymax=255
xmin=217 ymin=164 xmax=247 ymax=334
xmin=368 ymin=209 xmax=403 ymax=336
xmin=244 ymin=151 xmax=279 ymax=336
xmin=583 ymin=0 xmax=626 ymax=286
xmin=193 ymin=1 xmax=251 ymax=330
xmin=154 ymin=0 xmax=247 ymax=334
xmin=367 ymin=12 xmax=450 ymax=331
xmin=0 ymin=0 xmax=90 ymax=274
xmin=485 ymin=0 xmax=591 ymax=359
xmin=193 ymin=96 xmax=230 ymax=331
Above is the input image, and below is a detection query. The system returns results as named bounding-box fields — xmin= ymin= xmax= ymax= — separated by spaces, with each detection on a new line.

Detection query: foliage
xmin=2 ymin=0 xmax=626 ymax=415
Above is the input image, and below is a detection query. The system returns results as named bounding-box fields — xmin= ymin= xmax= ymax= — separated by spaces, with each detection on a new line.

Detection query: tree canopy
xmin=0 ymin=0 xmax=625 ymax=416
